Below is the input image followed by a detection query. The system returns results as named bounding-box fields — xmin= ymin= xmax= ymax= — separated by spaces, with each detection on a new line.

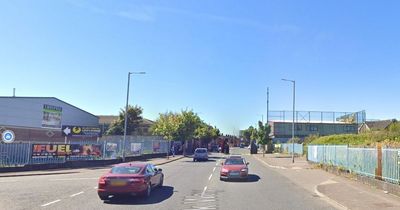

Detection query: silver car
xmin=193 ymin=148 xmax=208 ymax=162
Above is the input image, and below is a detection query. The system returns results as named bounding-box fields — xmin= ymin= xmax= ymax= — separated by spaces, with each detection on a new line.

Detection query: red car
xmin=220 ymin=156 xmax=249 ymax=181
xmin=98 ymin=162 xmax=164 ymax=200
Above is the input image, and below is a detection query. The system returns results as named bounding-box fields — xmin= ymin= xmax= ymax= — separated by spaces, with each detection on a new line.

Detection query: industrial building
xmin=268 ymin=110 xmax=366 ymax=143
xmin=0 ymin=97 xmax=99 ymax=143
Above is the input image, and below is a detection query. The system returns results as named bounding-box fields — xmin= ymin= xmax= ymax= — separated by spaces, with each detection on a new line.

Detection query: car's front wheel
xmin=158 ymin=176 xmax=164 ymax=188
xmin=144 ymin=183 xmax=152 ymax=198
xmin=98 ymin=194 xmax=109 ymax=200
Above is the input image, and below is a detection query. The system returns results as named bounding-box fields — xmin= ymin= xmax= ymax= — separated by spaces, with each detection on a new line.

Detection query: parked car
xmin=193 ymin=148 xmax=208 ymax=161
xmin=220 ymin=156 xmax=249 ymax=181
xmin=97 ymin=162 xmax=164 ymax=200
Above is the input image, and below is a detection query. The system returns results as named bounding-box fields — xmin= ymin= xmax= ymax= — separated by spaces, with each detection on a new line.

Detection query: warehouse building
xmin=0 ymin=97 xmax=99 ymax=143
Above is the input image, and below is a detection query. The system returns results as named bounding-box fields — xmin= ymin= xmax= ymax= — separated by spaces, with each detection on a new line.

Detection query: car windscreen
xmin=110 ymin=166 xmax=142 ymax=174
xmin=225 ymin=158 xmax=245 ymax=165
xmin=195 ymin=149 xmax=207 ymax=153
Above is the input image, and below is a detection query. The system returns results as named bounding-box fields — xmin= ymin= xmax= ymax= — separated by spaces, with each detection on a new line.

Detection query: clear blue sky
xmin=1 ymin=0 xmax=400 ymax=134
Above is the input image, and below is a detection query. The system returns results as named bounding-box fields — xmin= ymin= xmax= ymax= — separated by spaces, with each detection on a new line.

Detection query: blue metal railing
xmin=308 ymin=145 xmax=400 ymax=184
xmin=278 ymin=143 xmax=303 ymax=155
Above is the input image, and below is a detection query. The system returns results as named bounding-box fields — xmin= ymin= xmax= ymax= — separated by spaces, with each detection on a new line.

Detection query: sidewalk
xmin=254 ymin=153 xmax=400 ymax=210
xmin=0 ymin=155 xmax=184 ymax=178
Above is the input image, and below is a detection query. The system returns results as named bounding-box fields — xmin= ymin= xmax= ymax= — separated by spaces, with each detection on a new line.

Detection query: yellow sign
xmin=72 ymin=127 xmax=82 ymax=134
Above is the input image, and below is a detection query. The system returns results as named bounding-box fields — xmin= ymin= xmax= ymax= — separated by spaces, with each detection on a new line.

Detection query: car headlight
xmin=241 ymin=168 xmax=248 ymax=172
xmin=221 ymin=168 xmax=229 ymax=173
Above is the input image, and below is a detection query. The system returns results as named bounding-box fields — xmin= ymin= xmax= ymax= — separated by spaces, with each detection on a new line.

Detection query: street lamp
xmin=282 ymin=78 xmax=296 ymax=163
xmin=122 ymin=71 xmax=146 ymax=162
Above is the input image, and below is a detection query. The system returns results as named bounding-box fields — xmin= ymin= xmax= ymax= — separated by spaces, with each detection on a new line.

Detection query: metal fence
xmin=308 ymin=145 xmax=400 ymax=184
xmin=0 ymin=137 xmax=169 ymax=167
xmin=276 ymin=143 xmax=303 ymax=155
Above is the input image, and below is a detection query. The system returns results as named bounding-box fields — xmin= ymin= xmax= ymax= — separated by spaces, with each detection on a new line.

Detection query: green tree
xmin=256 ymin=121 xmax=272 ymax=156
xmin=151 ymin=112 xmax=181 ymax=141
xmin=106 ymin=105 xmax=143 ymax=135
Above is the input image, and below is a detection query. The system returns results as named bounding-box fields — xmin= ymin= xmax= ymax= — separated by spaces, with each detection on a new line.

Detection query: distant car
xmin=193 ymin=148 xmax=208 ymax=162
xmin=220 ymin=156 xmax=249 ymax=181
xmin=97 ymin=162 xmax=164 ymax=200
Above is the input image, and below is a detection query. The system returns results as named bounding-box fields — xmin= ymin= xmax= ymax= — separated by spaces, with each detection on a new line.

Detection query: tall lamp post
xmin=122 ymin=71 xmax=146 ymax=162
xmin=282 ymin=79 xmax=296 ymax=163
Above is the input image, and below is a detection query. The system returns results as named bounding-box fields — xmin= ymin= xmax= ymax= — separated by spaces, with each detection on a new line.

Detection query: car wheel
xmin=193 ymin=158 xmax=196 ymax=162
xmin=145 ymin=183 xmax=152 ymax=198
xmin=158 ymin=176 xmax=164 ymax=188
xmin=98 ymin=194 xmax=109 ymax=200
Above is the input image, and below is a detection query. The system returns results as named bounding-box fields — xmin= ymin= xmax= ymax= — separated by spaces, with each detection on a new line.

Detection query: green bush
xmin=308 ymin=130 xmax=400 ymax=146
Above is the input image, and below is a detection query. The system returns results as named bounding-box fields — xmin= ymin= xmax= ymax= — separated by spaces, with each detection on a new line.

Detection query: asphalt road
xmin=0 ymin=148 xmax=336 ymax=210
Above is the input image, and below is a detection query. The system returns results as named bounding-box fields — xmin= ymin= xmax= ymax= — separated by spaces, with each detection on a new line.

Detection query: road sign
xmin=2 ymin=130 xmax=15 ymax=143
xmin=61 ymin=125 xmax=101 ymax=137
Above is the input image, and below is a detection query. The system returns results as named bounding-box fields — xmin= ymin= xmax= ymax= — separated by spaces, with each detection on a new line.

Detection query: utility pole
xmin=267 ymin=87 xmax=269 ymax=123
xmin=282 ymin=79 xmax=296 ymax=163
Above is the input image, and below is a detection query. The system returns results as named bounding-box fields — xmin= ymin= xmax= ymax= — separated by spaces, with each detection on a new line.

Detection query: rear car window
xmin=111 ymin=166 xmax=142 ymax=174
xmin=225 ymin=158 xmax=245 ymax=165
xmin=195 ymin=149 xmax=207 ymax=153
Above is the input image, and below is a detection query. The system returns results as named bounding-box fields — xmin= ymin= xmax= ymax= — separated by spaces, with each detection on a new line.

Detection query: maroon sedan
xmin=98 ymin=162 xmax=164 ymax=200
xmin=220 ymin=156 xmax=249 ymax=181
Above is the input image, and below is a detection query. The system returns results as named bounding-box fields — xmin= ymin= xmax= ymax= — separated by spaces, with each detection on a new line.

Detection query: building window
xmin=296 ymin=125 xmax=303 ymax=131
xmin=345 ymin=126 xmax=354 ymax=132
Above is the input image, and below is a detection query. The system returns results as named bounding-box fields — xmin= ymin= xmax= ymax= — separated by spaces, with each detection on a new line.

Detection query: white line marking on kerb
xmin=41 ymin=199 xmax=61 ymax=207
xmin=213 ymin=167 xmax=216 ymax=172
xmin=208 ymin=174 xmax=213 ymax=181
xmin=70 ymin=191 xmax=84 ymax=197
xmin=201 ymin=186 xmax=208 ymax=197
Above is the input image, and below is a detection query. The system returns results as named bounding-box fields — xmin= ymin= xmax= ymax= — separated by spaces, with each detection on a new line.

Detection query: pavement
xmin=253 ymin=153 xmax=400 ymax=210
xmin=0 ymin=155 xmax=184 ymax=178
xmin=0 ymin=149 xmax=335 ymax=210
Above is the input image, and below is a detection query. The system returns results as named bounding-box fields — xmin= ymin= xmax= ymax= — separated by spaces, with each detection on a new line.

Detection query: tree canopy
xmin=151 ymin=109 xmax=220 ymax=143
xmin=106 ymin=105 xmax=143 ymax=135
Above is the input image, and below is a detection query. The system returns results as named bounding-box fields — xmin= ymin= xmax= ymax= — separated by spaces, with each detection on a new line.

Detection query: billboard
xmin=32 ymin=144 xmax=102 ymax=159
xmin=42 ymin=104 xmax=62 ymax=128
xmin=153 ymin=141 xmax=160 ymax=153
xmin=130 ymin=143 xmax=142 ymax=155
xmin=62 ymin=125 xmax=101 ymax=137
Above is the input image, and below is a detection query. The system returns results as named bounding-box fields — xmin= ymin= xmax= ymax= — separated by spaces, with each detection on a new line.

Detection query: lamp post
xmin=122 ymin=71 xmax=146 ymax=162
xmin=282 ymin=79 xmax=295 ymax=163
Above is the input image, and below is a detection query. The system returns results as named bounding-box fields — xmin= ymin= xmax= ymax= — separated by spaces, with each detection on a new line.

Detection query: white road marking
xmin=41 ymin=199 xmax=61 ymax=207
xmin=208 ymin=174 xmax=213 ymax=181
xmin=50 ymin=178 xmax=98 ymax=181
xmin=70 ymin=191 xmax=84 ymax=197
xmin=94 ymin=186 xmax=98 ymax=189
xmin=201 ymin=186 xmax=208 ymax=197
xmin=0 ymin=180 xmax=18 ymax=183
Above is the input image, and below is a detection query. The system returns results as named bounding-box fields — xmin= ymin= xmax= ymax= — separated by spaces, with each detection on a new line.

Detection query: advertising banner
xmin=153 ymin=141 xmax=160 ymax=153
xmin=32 ymin=144 xmax=102 ymax=159
xmin=42 ymin=104 xmax=62 ymax=128
xmin=62 ymin=125 xmax=101 ymax=137
xmin=106 ymin=143 xmax=117 ymax=152
xmin=130 ymin=143 xmax=142 ymax=155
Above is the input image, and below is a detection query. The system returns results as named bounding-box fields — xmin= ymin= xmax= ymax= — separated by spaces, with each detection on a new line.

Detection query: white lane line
xmin=0 ymin=180 xmax=18 ymax=183
xmin=208 ymin=174 xmax=213 ymax=181
xmin=50 ymin=178 xmax=98 ymax=181
xmin=94 ymin=186 xmax=98 ymax=189
xmin=213 ymin=167 xmax=216 ymax=172
xmin=201 ymin=186 xmax=208 ymax=197
xmin=70 ymin=191 xmax=84 ymax=197
xmin=41 ymin=199 xmax=61 ymax=207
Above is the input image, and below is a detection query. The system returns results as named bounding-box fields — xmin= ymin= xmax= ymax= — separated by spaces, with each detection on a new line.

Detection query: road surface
xmin=0 ymin=148 xmax=335 ymax=210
